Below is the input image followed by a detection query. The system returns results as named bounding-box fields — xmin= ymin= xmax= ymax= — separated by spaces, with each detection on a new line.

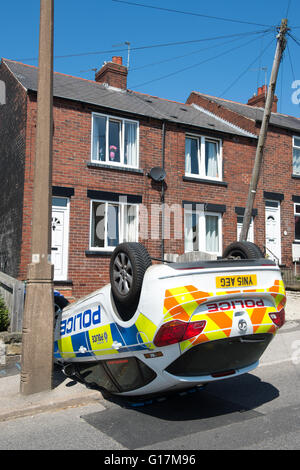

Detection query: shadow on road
xmin=82 ymin=373 xmax=279 ymax=448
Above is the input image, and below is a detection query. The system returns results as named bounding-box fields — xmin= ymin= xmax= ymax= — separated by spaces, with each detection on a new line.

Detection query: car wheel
xmin=110 ymin=242 xmax=152 ymax=320
xmin=223 ymin=241 xmax=264 ymax=260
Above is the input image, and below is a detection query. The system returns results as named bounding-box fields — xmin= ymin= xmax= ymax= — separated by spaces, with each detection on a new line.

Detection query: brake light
xmin=153 ymin=320 xmax=206 ymax=347
xmin=269 ymin=308 xmax=285 ymax=328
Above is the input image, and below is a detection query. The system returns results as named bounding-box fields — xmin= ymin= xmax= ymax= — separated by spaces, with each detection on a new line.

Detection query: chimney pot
xmin=247 ymin=85 xmax=278 ymax=112
xmin=112 ymin=56 xmax=123 ymax=65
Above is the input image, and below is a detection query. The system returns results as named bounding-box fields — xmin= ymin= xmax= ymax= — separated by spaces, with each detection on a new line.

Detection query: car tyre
xmin=223 ymin=241 xmax=264 ymax=260
xmin=110 ymin=242 xmax=152 ymax=320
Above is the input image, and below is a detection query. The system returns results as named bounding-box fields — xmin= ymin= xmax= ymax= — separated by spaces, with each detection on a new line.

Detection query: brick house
xmin=0 ymin=56 xmax=299 ymax=301
xmin=187 ymin=86 xmax=300 ymax=270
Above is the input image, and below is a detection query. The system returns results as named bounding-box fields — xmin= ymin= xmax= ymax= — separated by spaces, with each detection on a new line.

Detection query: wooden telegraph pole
xmin=20 ymin=0 xmax=54 ymax=395
xmin=239 ymin=19 xmax=289 ymax=242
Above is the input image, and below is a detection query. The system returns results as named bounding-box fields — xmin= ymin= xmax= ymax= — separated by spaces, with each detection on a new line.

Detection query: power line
xmin=287 ymin=31 xmax=300 ymax=47
xmin=130 ymin=30 xmax=273 ymax=89
xmin=129 ymin=33 xmax=268 ymax=73
xmin=219 ymin=37 xmax=274 ymax=98
xmin=112 ymin=0 xmax=274 ymax=28
xmin=286 ymin=0 xmax=292 ymax=18
xmin=17 ymin=29 xmax=271 ymax=62
xmin=286 ymin=42 xmax=296 ymax=82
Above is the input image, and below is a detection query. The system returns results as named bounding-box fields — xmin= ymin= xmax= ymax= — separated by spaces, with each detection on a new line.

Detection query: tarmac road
xmin=0 ymin=320 xmax=299 ymax=451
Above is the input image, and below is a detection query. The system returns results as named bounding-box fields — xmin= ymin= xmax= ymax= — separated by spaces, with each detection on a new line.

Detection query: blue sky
xmin=1 ymin=0 xmax=300 ymax=117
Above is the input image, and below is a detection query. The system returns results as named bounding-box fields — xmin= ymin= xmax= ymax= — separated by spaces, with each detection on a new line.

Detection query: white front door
xmin=51 ymin=197 xmax=70 ymax=280
xmin=265 ymin=201 xmax=281 ymax=264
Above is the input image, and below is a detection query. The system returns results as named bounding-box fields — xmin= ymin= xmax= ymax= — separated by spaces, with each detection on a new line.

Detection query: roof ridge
xmin=194 ymin=90 xmax=300 ymax=121
xmin=2 ymin=58 xmax=105 ymax=88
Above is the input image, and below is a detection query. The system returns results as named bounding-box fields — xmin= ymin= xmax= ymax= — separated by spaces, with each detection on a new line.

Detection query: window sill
xmin=183 ymin=176 xmax=228 ymax=187
xmin=292 ymin=174 xmax=300 ymax=179
xmin=85 ymin=250 xmax=113 ymax=256
xmin=87 ymin=162 xmax=144 ymax=175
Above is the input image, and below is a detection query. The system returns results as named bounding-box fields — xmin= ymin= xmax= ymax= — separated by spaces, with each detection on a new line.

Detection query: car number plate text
xmin=216 ymin=274 xmax=257 ymax=289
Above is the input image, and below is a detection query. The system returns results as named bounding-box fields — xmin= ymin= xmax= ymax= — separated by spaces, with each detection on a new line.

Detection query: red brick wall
xmin=187 ymin=92 xmax=300 ymax=268
xmin=19 ymin=92 xmax=300 ymax=300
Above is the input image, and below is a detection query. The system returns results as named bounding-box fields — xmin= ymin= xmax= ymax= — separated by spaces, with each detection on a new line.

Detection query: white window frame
xmin=91 ymin=112 xmax=139 ymax=168
xmin=294 ymin=203 xmax=300 ymax=242
xmin=185 ymin=134 xmax=222 ymax=181
xmin=89 ymin=199 xmax=139 ymax=251
xmin=184 ymin=208 xmax=222 ymax=256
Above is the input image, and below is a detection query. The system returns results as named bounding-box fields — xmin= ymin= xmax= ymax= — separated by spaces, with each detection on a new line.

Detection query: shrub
xmin=0 ymin=295 xmax=9 ymax=332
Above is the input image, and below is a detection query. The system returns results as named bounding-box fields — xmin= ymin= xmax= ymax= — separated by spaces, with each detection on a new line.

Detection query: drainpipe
xmin=161 ymin=120 xmax=166 ymax=260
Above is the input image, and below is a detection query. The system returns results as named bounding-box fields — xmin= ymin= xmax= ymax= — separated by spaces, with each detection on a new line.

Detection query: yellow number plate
xmin=216 ymin=274 xmax=257 ymax=289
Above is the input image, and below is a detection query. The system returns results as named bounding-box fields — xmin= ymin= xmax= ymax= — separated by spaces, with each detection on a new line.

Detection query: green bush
xmin=0 ymin=295 xmax=9 ymax=332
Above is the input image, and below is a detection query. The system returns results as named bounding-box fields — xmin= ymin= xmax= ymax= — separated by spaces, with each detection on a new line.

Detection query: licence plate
xmin=216 ymin=274 xmax=257 ymax=289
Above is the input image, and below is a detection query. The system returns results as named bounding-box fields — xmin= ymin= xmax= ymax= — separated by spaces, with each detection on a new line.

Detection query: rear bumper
xmin=166 ymin=333 xmax=273 ymax=377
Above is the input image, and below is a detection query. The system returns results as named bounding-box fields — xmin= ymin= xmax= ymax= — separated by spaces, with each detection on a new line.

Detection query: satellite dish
xmin=148 ymin=167 xmax=166 ymax=182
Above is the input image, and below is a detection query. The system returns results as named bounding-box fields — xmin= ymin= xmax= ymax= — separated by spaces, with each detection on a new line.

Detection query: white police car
xmin=54 ymin=242 xmax=286 ymax=397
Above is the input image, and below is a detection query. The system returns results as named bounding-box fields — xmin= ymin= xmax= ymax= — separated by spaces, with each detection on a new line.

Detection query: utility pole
xmin=20 ymin=0 xmax=54 ymax=395
xmin=239 ymin=19 xmax=289 ymax=242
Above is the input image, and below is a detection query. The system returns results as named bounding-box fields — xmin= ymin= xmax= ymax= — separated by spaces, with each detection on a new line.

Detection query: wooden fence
xmin=0 ymin=272 xmax=24 ymax=333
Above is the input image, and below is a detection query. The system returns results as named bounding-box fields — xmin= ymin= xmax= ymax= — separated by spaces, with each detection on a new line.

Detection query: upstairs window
xmin=185 ymin=135 xmax=222 ymax=180
xmin=92 ymin=113 xmax=139 ymax=168
xmin=293 ymin=137 xmax=300 ymax=175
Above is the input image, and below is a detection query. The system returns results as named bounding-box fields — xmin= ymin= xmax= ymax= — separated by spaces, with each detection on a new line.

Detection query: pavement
xmin=0 ymin=365 xmax=104 ymax=422
xmin=0 ymin=300 xmax=299 ymax=423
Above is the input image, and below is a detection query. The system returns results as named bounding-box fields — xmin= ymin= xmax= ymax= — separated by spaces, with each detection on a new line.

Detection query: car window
xmin=105 ymin=357 xmax=156 ymax=392
xmin=76 ymin=361 xmax=119 ymax=393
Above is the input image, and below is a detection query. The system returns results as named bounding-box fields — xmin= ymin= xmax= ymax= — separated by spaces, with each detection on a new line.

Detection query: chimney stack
xmin=247 ymin=85 xmax=278 ymax=112
xmin=95 ymin=56 xmax=128 ymax=90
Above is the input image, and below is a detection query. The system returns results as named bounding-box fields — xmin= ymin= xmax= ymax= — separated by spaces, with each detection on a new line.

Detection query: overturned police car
xmin=54 ymin=242 xmax=286 ymax=397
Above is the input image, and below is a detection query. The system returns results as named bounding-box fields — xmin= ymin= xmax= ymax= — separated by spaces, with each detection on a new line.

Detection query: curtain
xmin=107 ymin=204 xmax=119 ymax=246
xmin=206 ymin=215 xmax=219 ymax=252
xmin=185 ymin=138 xmax=192 ymax=174
xmin=125 ymin=122 xmax=137 ymax=166
xmin=93 ymin=202 xmax=105 ymax=248
xmin=205 ymin=141 xmax=218 ymax=177
xmin=185 ymin=212 xmax=198 ymax=251
xmin=185 ymin=137 xmax=199 ymax=174
xmin=93 ymin=116 xmax=106 ymax=161
xmin=293 ymin=147 xmax=300 ymax=175
xmin=124 ymin=205 xmax=137 ymax=242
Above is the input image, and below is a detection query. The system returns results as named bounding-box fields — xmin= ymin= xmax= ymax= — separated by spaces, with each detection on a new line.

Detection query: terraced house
xmin=0 ymin=56 xmax=299 ymax=301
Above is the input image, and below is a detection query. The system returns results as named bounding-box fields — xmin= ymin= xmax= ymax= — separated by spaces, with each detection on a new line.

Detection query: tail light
xmin=153 ymin=320 xmax=206 ymax=347
xmin=269 ymin=308 xmax=285 ymax=328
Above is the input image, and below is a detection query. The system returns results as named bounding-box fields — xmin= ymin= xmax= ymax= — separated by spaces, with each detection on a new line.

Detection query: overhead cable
xmin=112 ymin=0 xmax=273 ymax=28
xmin=18 ymin=29 xmax=272 ymax=62
xmin=130 ymin=31 xmax=273 ymax=89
